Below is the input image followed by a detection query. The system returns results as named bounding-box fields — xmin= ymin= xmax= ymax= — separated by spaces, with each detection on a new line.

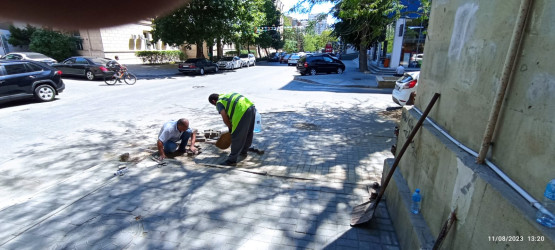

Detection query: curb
xmin=293 ymin=76 xmax=381 ymax=89
xmin=135 ymin=73 xmax=180 ymax=79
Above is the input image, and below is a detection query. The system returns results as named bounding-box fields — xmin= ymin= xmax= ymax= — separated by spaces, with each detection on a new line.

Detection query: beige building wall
xmin=79 ymin=21 xmax=180 ymax=64
xmin=388 ymin=0 xmax=555 ymax=249
xmin=417 ymin=0 xmax=554 ymax=201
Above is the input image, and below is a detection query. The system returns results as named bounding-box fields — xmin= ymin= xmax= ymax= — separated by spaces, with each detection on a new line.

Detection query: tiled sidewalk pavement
xmin=194 ymin=107 xmax=393 ymax=185
xmin=0 ymin=106 xmax=401 ymax=249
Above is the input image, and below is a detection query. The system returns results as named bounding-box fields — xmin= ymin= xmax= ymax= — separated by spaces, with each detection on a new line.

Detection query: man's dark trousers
xmin=228 ymin=106 xmax=255 ymax=163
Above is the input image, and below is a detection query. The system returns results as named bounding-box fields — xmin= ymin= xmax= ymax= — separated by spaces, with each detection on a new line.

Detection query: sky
xmin=280 ymin=0 xmax=336 ymax=24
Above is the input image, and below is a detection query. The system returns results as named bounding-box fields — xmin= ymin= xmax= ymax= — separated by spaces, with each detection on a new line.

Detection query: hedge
xmin=224 ymin=50 xmax=257 ymax=57
xmin=135 ymin=51 xmax=186 ymax=64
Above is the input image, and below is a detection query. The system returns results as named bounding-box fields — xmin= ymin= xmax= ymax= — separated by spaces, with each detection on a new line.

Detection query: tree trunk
xmin=257 ymin=45 xmax=262 ymax=58
xmin=372 ymin=42 xmax=378 ymax=61
xmin=264 ymin=48 xmax=269 ymax=58
xmin=217 ymin=40 xmax=223 ymax=59
xmin=359 ymin=44 xmax=368 ymax=72
xmin=382 ymin=40 xmax=387 ymax=59
xmin=196 ymin=42 xmax=204 ymax=58
xmin=208 ymin=44 xmax=213 ymax=61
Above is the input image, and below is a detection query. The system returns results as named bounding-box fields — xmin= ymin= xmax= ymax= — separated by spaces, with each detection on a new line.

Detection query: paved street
xmin=0 ymin=62 xmax=402 ymax=249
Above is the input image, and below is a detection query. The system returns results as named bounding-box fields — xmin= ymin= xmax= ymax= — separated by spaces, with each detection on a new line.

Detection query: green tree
xmin=303 ymin=33 xmax=317 ymax=52
xmin=255 ymin=0 xmax=283 ymax=57
xmin=152 ymin=0 xmax=238 ymax=58
xmin=234 ymin=0 xmax=266 ymax=54
xmin=333 ymin=0 xmax=401 ymax=71
xmin=8 ymin=25 xmax=37 ymax=47
xmin=316 ymin=29 xmax=337 ymax=50
xmin=292 ymin=0 xmax=401 ymax=71
xmin=29 ymin=29 xmax=77 ymax=61
xmin=283 ymin=39 xmax=297 ymax=53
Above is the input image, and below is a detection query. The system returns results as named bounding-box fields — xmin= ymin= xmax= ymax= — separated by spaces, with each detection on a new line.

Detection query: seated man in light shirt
xmin=395 ymin=64 xmax=405 ymax=77
xmin=156 ymin=118 xmax=197 ymax=160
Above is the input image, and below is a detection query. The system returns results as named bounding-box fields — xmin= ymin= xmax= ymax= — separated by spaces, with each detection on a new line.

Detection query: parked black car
xmin=268 ymin=52 xmax=280 ymax=62
xmin=178 ymin=58 xmax=219 ymax=75
xmin=297 ymin=54 xmax=345 ymax=75
xmin=0 ymin=60 xmax=65 ymax=104
xmin=52 ymin=57 xmax=114 ymax=80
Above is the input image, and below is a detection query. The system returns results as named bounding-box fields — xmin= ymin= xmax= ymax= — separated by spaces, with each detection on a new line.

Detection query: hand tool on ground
xmin=248 ymin=147 xmax=265 ymax=155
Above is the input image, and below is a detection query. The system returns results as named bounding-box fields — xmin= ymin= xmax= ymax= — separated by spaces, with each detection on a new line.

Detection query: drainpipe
xmin=477 ymin=0 xmax=534 ymax=163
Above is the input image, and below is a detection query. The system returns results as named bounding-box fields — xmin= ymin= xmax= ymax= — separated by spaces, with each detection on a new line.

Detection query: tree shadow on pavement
xmin=0 ymin=101 xmax=401 ymax=249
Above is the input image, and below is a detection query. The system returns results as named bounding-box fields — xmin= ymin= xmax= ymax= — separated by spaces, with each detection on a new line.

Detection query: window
xmin=6 ymin=54 xmax=22 ymax=60
xmin=310 ymin=56 xmax=323 ymax=62
xmin=323 ymin=56 xmax=333 ymax=62
xmin=75 ymin=38 xmax=84 ymax=50
xmin=75 ymin=58 xmax=89 ymax=64
xmin=25 ymin=63 xmax=43 ymax=72
xmin=5 ymin=64 xmax=28 ymax=75
xmin=90 ymin=58 xmax=110 ymax=65
xmin=64 ymin=58 xmax=76 ymax=64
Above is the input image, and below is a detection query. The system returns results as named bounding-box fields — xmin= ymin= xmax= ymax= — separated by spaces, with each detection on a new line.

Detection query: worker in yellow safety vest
xmin=208 ymin=93 xmax=256 ymax=165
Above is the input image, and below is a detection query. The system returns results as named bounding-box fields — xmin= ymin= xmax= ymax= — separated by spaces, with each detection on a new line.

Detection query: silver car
xmin=288 ymin=54 xmax=300 ymax=66
xmin=2 ymin=52 xmax=57 ymax=65
xmin=239 ymin=53 xmax=256 ymax=67
xmin=217 ymin=56 xmax=242 ymax=70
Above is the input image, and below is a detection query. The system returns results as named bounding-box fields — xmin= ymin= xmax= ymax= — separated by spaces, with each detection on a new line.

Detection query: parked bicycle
xmin=104 ymin=66 xmax=137 ymax=85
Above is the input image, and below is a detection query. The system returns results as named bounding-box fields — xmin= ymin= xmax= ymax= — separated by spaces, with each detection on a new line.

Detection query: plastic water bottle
xmin=114 ymin=167 xmax=128 ymax=176
xmin=536 ymin=179 xmax=555 ymax=228
xmin=411 ymin=189 xmax=421 ymax=214
xmin=253 ymin=111 xmax=262 ymax=133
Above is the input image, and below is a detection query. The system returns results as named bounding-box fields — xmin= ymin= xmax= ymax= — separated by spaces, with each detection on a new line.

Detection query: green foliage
xmin=254 ymin=0 xmax=283 ymax=50
xmin=29 ymin=29 xmax=77 ymax=62
xmin=224 ymin=50 xmax=256 ymax=56
xmin=152 ymin=0 xmax=238 ymax=58
xmin=283 ymin=39 xmax=297 ymax=53
xmin=135 ymin=51 xmax=186 ymax=64
xmin=234 ymin=0 xmax=265 ymax=51
xmin=316 ymin=30 xmax=337 ymax=49
xmin=332 ymin=0 xmax=401 ymax=48
xmin=8 ymin=25 xmax=37 ymax=47
xmin=303 ymin=34 xmax=317 ymax=52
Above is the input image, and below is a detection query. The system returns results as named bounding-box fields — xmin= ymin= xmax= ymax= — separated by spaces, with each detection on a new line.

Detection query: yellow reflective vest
xmin=217 ymin=93 xmax=254 ymax=133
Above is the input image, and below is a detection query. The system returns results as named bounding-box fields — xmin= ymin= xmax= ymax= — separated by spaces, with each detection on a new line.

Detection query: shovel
xmin=351 ymin=93 xmax=440 ymax=226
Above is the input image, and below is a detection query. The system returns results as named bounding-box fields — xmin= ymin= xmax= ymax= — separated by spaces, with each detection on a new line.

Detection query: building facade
xmin=386 ymin=0 xmax=555 ymax=249
xmin=0 ymin=20 xmax=184 ymax=64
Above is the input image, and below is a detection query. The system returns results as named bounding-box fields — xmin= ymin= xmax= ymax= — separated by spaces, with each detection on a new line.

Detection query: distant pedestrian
xmin=156 ymin=118 xmax=197 ymax=161
xmin=208 ymin=93 xmax=256 ymax=166
xmin=395 ymin=64 xmax=405 ymax=77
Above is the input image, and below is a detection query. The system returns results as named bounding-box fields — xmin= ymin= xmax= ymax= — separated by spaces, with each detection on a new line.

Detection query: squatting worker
xmin=157 ymin=118 xmax=197 ymax=161
xmin=208 ymin=93 xmax=256 ymax=166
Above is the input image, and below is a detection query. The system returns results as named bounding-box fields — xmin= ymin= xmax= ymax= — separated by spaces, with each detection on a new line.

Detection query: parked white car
xmin=288 ymin=54 xmax=300 ymax=66
xmin=217 ymin=56 xmax=242 ymax=70
xmin=239 ymin=53 xmax=255 ymax=67
xmin=2 ymin=52 xmax=57 ymax=65
xmin=392 ymin=71 xmax=420 ymax=106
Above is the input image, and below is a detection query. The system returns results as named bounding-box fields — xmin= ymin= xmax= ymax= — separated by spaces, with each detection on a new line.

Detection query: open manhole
xmin=293 ymin=122 xmax=319 ymax=131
